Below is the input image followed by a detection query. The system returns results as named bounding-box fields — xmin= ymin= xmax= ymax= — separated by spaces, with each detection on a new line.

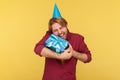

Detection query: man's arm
xmin=68 ymin=44 xmax=88 ymax=62
xmin=34 ymin=31 xmax=72 ymax=60
xmin=41 ymin=47 xmax=73 ymax=60
xmin=69 ymin=36 xmax=92 ymax=63
xmin=72 ymin=50 xmax=89 ymax=63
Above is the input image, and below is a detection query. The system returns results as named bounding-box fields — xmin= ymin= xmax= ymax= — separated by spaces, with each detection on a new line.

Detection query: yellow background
xmin=0 ymin=0 xmax=120 ymax=80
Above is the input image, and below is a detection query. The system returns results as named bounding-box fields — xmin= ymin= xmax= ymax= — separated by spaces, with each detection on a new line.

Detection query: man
xmin=34 ymin=4 xmax=92 ymax=80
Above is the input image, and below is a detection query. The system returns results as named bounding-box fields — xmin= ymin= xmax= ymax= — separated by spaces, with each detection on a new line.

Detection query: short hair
xmin=48 ymin=18 xmax=68 ymax=32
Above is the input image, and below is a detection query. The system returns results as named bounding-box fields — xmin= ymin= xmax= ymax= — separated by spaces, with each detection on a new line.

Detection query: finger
xmin=68 ymin=43 xmax=71 ymax=47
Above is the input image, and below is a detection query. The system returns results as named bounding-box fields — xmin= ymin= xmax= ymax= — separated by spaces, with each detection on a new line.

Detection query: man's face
xmin=51 ymin=23 xmax=68 ymax=39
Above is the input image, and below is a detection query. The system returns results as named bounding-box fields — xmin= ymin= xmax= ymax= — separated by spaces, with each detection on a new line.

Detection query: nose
xmin=58 ymin=29 xmax=62 ymax=34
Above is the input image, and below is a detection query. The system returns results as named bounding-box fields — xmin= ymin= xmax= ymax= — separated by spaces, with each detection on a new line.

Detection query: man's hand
xmin=59 ymin=43 xmax=73 ymax=60
xmin=69 ymin=44 xmax=88 ymax=62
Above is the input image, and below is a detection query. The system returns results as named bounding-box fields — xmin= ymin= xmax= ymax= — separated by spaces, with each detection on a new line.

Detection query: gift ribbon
xmin=45 ymin=34 xmax=68 ymax=53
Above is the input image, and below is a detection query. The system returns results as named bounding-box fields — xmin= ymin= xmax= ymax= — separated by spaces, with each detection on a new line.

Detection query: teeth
xmin=60 ymin=34 xmax=63 ymax=37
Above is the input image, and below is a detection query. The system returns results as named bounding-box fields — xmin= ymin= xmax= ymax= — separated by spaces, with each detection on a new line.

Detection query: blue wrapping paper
xmin=45 ymin=34 xmax=69 ymax=53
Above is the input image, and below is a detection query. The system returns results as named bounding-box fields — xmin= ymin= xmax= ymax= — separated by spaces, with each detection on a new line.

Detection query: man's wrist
xmin=72 ymin=50 xmax=78 ymax=58
xmin=56 ymin=53 xmax=62 ymax=60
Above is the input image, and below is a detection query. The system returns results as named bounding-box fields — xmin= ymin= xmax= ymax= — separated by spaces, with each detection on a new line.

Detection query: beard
xmin=59 ymin=31 xmax=68 ymax=40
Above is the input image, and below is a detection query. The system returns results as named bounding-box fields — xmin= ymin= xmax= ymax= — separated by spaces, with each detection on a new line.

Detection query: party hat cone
xmin=52 ymin=4 xmax=62 ymax=18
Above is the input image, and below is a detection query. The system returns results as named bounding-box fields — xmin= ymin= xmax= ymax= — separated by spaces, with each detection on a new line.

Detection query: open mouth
xmin=59 ymin=33 xmax=65 ymax=39
xmin=60 ymin=33 xmax=64 ymax=37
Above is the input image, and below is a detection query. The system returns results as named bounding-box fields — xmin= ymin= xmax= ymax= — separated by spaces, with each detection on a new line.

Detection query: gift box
xmin=45 ymin=34 xmax=69 ymax=53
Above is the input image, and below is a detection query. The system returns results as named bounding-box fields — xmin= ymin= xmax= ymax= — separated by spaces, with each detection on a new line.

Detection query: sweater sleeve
xmin=78 ymin=36 xmax=92 ymax=63
xmin=34 ymin=31 xmax=51 ymax=56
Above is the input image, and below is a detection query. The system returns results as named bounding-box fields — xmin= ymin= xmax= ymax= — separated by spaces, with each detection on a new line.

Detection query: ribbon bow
xmin=45 ymin=34 xmax=69 ymax=53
